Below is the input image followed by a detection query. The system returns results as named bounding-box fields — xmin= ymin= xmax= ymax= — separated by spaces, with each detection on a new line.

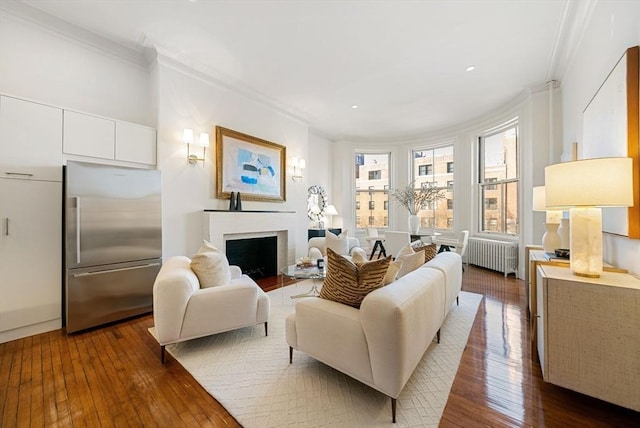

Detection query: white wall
xmin=561 ymin=1 xmax=640 ymax=275
xmin=0 ymin=13 xmax=153 ymax=126
xmin=155 ymin=58 xmax=310 ymax=258
xmin=0 ymin=10 xmax=312 ymax=262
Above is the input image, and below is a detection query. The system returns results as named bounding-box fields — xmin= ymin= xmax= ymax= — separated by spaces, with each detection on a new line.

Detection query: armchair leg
xmin=456 ymin=295 xmax=459 ymax=306
xmin=264 ymin=322 xmax=268 ymax=336
xmin=436 ymin=329 xmax=441 ymax=344
xmin=161 ymin=345 xmax=166 ymax=364
xmin=391 ymin=397 xmax=397 ymax=423
xmin=289 ymin=346 xmax=293 ymax=364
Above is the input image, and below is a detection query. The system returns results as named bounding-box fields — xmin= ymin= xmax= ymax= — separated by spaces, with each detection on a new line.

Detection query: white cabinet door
xmin=63 ymin=110 xmax=115 ymax=159
xmin=115 ymin=121 xmax=156 ymax=165
xmin=0 ymin=178 xmax=62 ymax=341
xmin=0 ymin=95 xmax=63 ymax=182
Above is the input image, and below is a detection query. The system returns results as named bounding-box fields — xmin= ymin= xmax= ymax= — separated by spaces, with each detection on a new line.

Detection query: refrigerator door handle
xmin=72 ymin=262 xmax=162 ymax=277
xmin=75 ymin=196 xmax=81 ymax=264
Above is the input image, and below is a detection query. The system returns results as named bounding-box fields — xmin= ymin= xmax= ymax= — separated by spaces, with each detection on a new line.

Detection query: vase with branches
xmin=389 ymin=181 xmax=446 ymax=232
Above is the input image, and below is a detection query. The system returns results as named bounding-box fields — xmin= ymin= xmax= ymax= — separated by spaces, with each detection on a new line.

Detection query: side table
xmin=281 ymin=264 xmax=326 ymax=298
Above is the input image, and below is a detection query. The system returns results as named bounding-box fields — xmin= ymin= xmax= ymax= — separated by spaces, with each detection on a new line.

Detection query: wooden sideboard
xmin=535 ymin=264 xmax=640 ymax=411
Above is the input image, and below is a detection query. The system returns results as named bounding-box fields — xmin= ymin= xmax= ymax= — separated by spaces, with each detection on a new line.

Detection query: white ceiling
xmin=16 ymin=0 xmax=579 ymax=141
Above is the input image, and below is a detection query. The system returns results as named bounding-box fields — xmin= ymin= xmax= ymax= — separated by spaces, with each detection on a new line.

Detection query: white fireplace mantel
xmin=202 ymin=210 xmax=297 ymax=270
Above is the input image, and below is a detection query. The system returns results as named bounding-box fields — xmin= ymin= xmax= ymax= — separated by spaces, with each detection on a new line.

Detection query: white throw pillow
xmin=351 ymin=251 xmax=402 ymax=285
xmin=197 ymin=240 xmax=223 ymax=254
xmin=396 ymin=244 xmax=423 ymax=278
xmin=190 ymin=251 xmax=231 ymax=288
xmin=325 ymin=230 xmax=350 ymax=255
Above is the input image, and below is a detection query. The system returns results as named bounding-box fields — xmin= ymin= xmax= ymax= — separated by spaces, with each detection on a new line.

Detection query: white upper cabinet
xmin=115 ymin=121 xmax=156 ymax=165
xmin=63 ymin=110 xmax=115 ymax=160
xmin=64 ymin=110 xmax=156 ymax=165
xmin=0 ymin=95 xmax=63 ymax=182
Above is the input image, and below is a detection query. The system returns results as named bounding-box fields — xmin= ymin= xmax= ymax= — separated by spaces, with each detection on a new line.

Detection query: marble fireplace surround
xmin=203 ymin=210 xmax=297 ymax=271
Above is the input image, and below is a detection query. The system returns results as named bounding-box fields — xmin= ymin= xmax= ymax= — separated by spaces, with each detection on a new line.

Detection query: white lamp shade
xmin=183 ymin=128 xmax=194 ymax=145
xmin=199 ymin=132 xmax=210 ymax=147
xmin=545 ymin=157 xmax=633 ymax=208
xmin=324 ymin=205 xmax=339 ymax=216
xmin=532 ymin=186 xmax=546 ymax=211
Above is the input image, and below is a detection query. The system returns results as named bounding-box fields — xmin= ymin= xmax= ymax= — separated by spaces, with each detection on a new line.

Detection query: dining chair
xmin=382 ymin=231 xmax=411 ymax=259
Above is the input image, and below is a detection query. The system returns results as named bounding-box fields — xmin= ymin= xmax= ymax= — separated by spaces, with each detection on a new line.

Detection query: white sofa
xmin=151 ymin=256 xmax=270 ymax=363
xmin=285 ymin=251 xmax=462 ymax=422
xmin=308 ymin=236 xmax=367 ymax=260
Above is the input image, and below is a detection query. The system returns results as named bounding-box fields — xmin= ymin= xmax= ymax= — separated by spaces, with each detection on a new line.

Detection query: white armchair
xmin=308 ymin=236 xmax=367 ymax=260
xmin=150 ymin=256 xmax=270 ymax=363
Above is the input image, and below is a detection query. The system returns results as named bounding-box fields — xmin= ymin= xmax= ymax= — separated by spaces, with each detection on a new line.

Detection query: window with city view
xmin=355 ymin=153 xmax=390 ymax=230
xmin=479 ymin=119 xmax=519 ymax=235
xmin=411 ymin=145 xmax=454 ymax=231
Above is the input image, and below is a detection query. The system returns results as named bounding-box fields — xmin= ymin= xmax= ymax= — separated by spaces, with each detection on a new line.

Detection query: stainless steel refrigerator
xmin=63 ymin=161 xmax=162 ymax=333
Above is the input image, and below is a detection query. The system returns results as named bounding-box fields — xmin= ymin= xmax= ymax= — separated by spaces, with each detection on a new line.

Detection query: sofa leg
xmin=289 ymin=346 xmax=293 ymax=364
xmin=456 ymin=295 xmax=459 ymax=306
xmin=161 ymin=345 xmax=166 ymax=364
xmin=391 ymin=397 xmax=397 ymax=423
xmin=436 ymin=329 xmax=441 ymax=344
xmin=264 ymin=322 xmax=268 ymax=336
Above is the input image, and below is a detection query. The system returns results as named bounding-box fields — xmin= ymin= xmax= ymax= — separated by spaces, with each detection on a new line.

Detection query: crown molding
xmin=0 ymin=0 xmax=151 ymax=70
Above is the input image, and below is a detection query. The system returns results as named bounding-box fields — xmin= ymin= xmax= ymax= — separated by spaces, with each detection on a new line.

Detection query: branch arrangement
xmin=389 ymin=181 xmax=446 ymax=215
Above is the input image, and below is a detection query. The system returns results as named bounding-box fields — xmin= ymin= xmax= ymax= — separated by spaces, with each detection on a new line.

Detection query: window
xmin=356 ymin=152 xmax=390 ymax=230
xmin=411 ymin=144 xmax=454 ymax=231
xmin=384 ymin=200 xmax=389 ymax=210
xmin=479 ymin=118 xmax=519 ymax=235
xmin=447 ymin=218 xmax=453 ymax=228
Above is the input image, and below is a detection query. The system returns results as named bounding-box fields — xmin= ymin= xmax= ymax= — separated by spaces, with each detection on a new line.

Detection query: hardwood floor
xmin=1 ymin=266 xmax=638 ymax=427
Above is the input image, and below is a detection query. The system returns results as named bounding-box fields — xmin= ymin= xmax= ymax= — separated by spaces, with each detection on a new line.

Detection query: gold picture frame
xmin=215 ymin=126 xmax=286 ymax=202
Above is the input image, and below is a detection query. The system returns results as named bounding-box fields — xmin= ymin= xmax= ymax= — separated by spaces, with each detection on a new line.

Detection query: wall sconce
xmin=291 ymin=156 xmax=305 ymax=181
xmin=184 ymin=128 xmax=209 ymax=166
xmin=545 ymin=157 xmax=633 ymax=277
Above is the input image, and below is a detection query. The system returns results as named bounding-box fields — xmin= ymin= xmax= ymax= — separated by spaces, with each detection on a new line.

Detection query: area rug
xmin=165 ymin=282 xmax=482 ymax=427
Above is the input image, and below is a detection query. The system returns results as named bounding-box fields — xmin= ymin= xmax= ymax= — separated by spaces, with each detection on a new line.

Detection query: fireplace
xmin=226 ymin=236 xmax=277 ymax=279
xmin=203 ymin=210 xmax=297 ymax=271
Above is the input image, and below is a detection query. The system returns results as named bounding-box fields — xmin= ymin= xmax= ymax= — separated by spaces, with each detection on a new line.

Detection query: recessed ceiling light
xmin=351 ymin=105 xmax=359 ymax=109
xmin=466 ymin=65 xmax=476 ymax=72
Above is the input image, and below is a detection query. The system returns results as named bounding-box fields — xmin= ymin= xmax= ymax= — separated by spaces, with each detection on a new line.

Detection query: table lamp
xmin=324 ymin=204 xmax=339 ymax=228
xmin=532 ymin=186 xmax=562 ymax=253
xmin=545 ymin=157 xmax=633 ymax=277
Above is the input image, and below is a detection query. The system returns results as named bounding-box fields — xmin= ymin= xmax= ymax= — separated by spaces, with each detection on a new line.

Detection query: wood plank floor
xmin=1 ymin=266 xmax=638 ymax=427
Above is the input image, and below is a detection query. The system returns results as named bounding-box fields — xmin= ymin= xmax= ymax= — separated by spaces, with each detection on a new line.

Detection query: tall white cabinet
xmin=0 ymin=95 xmax=63 ymax=343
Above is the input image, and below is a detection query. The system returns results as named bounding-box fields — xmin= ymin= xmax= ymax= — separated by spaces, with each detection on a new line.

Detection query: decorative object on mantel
xmin=390 ymin=181 xmax=446 ymax=233
xmin=236 ymin=192 xmax=242 ymax=211
xmin=216 ymin=126 xmax=286 ymax=202
xmin=228 ymin=192 xmax=236 ymax=211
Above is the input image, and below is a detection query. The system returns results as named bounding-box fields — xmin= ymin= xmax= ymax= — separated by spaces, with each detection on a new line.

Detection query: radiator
xmin=467 ymin=238 xmax=518 ymax=277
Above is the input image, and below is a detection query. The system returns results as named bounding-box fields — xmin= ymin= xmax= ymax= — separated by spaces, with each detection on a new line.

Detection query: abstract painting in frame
xmin=216 ymin=126 xmax=286 ymax=202
xmin=582 ymin=46 xmax=639 ymax=238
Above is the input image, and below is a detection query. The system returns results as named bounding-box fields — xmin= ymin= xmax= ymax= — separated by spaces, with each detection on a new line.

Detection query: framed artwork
xmin=582 ymin=45 xmax=639 ymax=238
xmin=216 ymin=126 xmax=286 ymax=202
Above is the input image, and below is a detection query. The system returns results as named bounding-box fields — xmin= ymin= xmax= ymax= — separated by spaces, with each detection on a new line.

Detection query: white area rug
xmin=166 ymin=282 xmax=482 ymax=427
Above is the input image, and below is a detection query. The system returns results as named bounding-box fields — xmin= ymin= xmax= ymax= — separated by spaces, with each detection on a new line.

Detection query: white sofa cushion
xmin=395 ymin=244 xmax=424 ymax=278
xmin=325 ymin=229 xmax=350 ymax=255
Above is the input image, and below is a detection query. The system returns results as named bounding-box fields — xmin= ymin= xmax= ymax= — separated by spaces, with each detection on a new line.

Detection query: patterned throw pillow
xmin=412 ymin=243 xmax=437 ymax=263
xmin=320 ymin=248 xmax=391 ymax=308
xmin=352 ymin=251 xmax=402 ymax=285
